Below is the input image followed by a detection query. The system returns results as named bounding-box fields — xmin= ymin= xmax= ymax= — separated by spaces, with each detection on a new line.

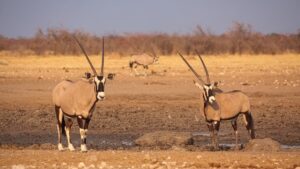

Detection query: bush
xmin=0 ymin=22 xmax=299 ymax=56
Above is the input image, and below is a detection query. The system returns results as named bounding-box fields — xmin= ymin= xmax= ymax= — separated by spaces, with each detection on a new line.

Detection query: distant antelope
xmin=178 ymin=51 xmax=255 ymax=150
xmin=129 ymin=49 xmax=159 ymax=76
xmin=52 ymin=36 xmax=113 ymax=152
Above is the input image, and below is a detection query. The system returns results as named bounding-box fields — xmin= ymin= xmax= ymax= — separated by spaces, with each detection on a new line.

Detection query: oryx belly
xmin=60 ymin=103 xmax=95 ymax=119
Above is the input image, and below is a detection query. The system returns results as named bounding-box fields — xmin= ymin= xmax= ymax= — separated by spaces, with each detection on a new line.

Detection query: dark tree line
xmin=1 ymin=22 xmax=300 ymax=56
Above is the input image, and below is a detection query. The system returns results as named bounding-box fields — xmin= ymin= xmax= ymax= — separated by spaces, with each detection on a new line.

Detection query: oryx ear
xmin=107 ymin=73 xmax=115 ymax=80
xmin=193 ymin=80 xmax=203 ymax=89
xmin=84 ymin=72 xmax=92 ymax=79
xmin=213 ymin=81 xmax=220 ymax=89
xmin=82 ymin=72 xmax=93 ymax=82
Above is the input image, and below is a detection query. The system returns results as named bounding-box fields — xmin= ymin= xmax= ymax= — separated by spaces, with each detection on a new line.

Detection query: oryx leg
xmin=213 ymin=121 xmax=220 ymax=150
xmin=243 ymin=112 xmax=255 ymax=139
xmin=130 ymin=64 xmax=134 ymax=76
xmin=83 ymin=118 xmax=91 ymax=150
xmin=55 ymin=106 xmax=65 ymax=151
xmin=77 ymin=117 xmax=86 ymax=152
xmin=207 ymin=123 xmax=215 ymax=149
xmin=143 ymin=65 xmax=148 ymax=76
xmin=133 ymin=65 xmax=140 ymax=76
xmin=231 ymin=118 xmax=239 ymax=150
xmin=129 ymin=63 xmax=133 ymax=74
xmin=77 ymin=116 xmax=90 ymax=152
xmin=65 ymin=117 xmax=75 ymax=151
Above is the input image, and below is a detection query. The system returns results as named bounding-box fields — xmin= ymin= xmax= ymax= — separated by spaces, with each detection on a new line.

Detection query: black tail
xmin=61 ymin=116 xmax=66 ymax=136
xmin=245 ymin=112 xmax=255 ymax=139
xmin=55 ymin=105 xmax=66 ymax=136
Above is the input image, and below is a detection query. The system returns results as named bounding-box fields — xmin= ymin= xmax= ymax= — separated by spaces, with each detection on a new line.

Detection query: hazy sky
xmin=0 ymin=0 xmax=299 ymax=38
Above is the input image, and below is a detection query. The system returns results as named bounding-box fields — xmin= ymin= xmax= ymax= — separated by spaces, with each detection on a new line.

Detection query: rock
xmin=135 ymin=131 xmax=193 ymax=147
xmin=78 ymin=162 xmax=85 ymax=168
xmin=244 ymin=138 xmax=281 ymax=152
xmin=11 ymin=165 xmax=25 ymax=169
xmin=40 ymin=143 xmax=56 ymax=149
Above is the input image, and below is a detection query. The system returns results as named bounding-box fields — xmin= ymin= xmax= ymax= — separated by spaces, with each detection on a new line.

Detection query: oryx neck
xmin=93 ymin=80 xmax=99 ymax=101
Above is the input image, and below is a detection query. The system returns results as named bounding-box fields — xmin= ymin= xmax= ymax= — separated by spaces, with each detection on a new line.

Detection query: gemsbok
xmin=52 ymin=36 xmax=113 ymax=152
xmin=129 ymin=49 xmax=159 ymax=76
xmin=178 ymin=51 xmax=255 ymax=150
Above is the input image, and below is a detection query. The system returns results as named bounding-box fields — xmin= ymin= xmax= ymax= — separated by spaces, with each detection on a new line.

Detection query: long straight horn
xmin=177 ymin=52 xmax=206 ymax=84
xmin=73 ymin=36 xmax=97 ymax=75
xmin=195 ymin=50 xmax=211 ymax=84
xmin=150 ymin=46 xmax=157 ymax=58
xmin=100 ymin=37 xmax=104 ymax=76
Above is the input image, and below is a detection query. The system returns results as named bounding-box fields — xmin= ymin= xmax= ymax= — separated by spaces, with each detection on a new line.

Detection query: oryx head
xmin=74 ymin=36 xmax=112 ymax=101
xmin=151 ymin=47 xmax=159 ymax=64
xmin=94 ymin=75 xmax=106 ymax=100
xmin=194 ymin=81 xmax=218 ymax=104
xmin=178 ymin=50 xmax=217 ymax=104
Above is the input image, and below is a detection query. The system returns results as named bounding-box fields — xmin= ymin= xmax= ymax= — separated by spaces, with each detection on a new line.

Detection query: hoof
xmin=81 ymin=144 xmax=87 ymax=152
xmin=58 ymin=143 xmax=64 ymax=151
xmin=68 ymin=144 xmax=75 ymax=151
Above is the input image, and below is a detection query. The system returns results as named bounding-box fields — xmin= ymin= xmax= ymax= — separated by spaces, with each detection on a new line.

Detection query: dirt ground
xmin=0 ymin=54 xmax=300 ymax=168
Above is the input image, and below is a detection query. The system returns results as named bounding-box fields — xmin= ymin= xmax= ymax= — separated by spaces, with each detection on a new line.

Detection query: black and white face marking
xmin=94 ymin=76 xmax=106 ymax=100
xmin=203 ymin=84 xmax=216 ymax=104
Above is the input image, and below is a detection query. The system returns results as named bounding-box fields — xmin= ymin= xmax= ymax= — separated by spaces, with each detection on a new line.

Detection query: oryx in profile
xmin=129 ymin=49 xmax=159 ymax=76
xmin=178 ymin=51 xmax=255 ymax=150
xmin=52 ymin=36 xmax=112 ymax=152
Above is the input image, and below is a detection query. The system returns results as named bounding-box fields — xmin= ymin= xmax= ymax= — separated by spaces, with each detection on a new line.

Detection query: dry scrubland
xmin=0 ymin=54 xmax=300 ymax=168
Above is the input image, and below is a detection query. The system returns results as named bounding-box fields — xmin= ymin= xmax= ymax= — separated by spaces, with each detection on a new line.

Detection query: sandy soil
xmin=1 ymin=150 xmax=299 ymax=169
xmin=0 ymin=54 xmax=299 ymax=168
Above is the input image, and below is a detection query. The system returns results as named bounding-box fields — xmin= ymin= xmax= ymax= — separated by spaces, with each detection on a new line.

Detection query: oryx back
xmin=131 ymin=53 xmax=155 ymax=66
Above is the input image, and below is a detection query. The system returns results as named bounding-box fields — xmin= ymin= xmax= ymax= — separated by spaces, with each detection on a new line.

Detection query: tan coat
xmin=130 ymin=54 xmax=157 ymax=66
xmin=52 ymin=80 xmax=97 ymax=119
xmin=203 ymin=91 xmax=250 ymax=121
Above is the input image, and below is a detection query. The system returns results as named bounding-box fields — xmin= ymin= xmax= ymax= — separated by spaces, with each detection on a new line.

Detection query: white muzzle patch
xmin=209 ymin=96 xmax=216 ymax=103
xmin=97 ymin=92 xmax=105 ymax=100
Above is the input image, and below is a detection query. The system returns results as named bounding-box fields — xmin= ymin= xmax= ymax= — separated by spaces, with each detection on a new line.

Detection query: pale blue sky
xmin=0 ymin=0 xmax=299 ymax=38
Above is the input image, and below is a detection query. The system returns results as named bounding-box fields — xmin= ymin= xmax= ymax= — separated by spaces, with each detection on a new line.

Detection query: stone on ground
xmin=135 ymin=131 xmax=193 ymax=147
xmin=244 ymin=138 xmax=281 ymax=152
